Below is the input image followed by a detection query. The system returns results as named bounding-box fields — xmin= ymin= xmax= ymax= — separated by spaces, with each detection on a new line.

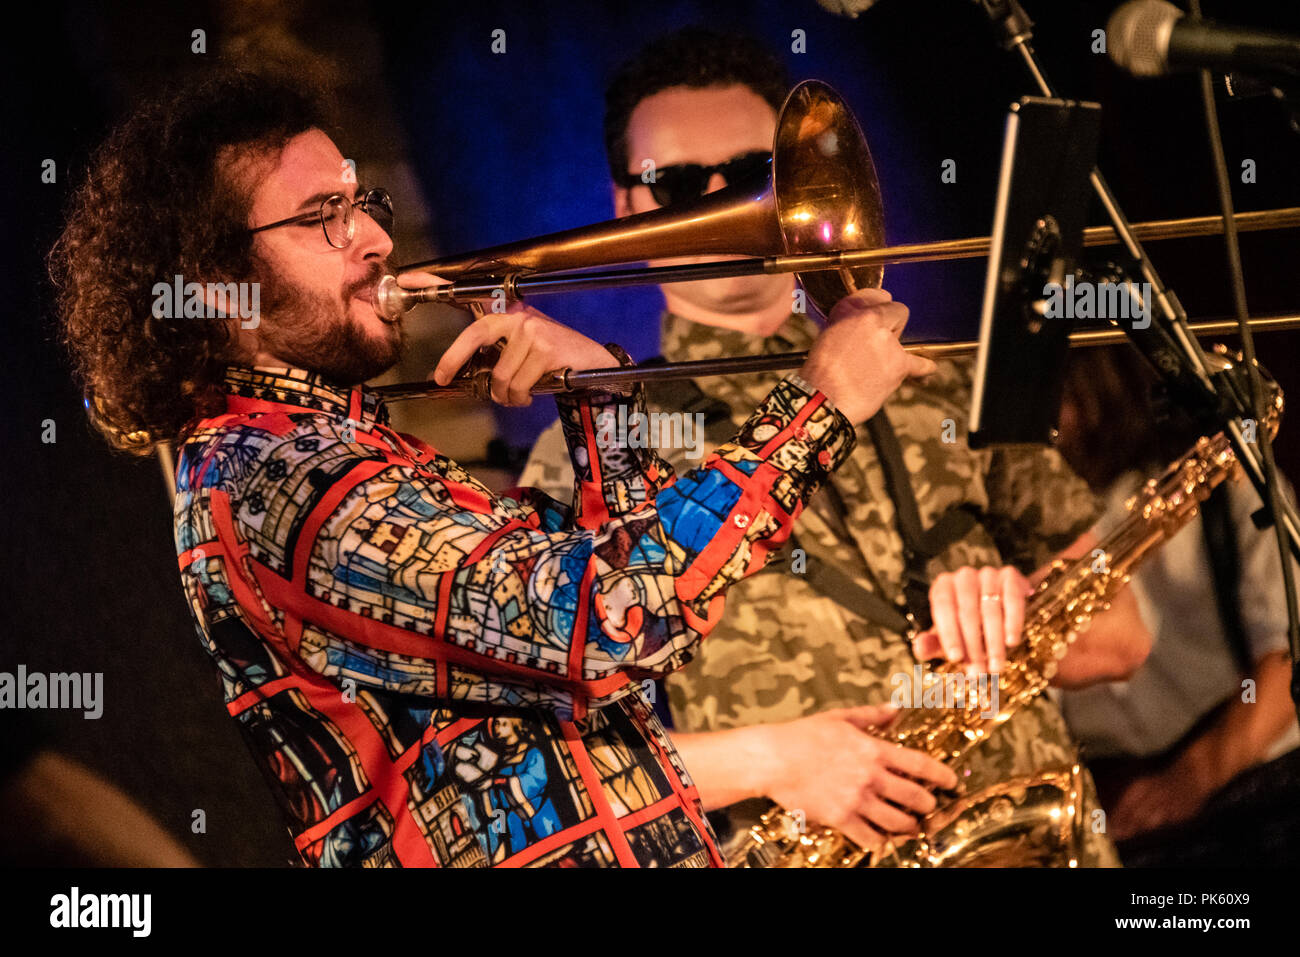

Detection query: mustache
xmin=345 ymin=261 xmax=389 ymax=300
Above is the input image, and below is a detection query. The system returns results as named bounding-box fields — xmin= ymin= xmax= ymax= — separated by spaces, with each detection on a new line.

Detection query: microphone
xmin=1107 ymin=0 xmax=1300 ymax=78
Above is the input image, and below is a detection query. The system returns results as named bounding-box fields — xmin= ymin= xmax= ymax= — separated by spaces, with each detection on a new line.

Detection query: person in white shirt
xmin=1054 ymin=345 xmax=1300 ymax=865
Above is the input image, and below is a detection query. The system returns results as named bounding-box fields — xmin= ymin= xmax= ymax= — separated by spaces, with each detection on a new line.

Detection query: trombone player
xmin=521 ymin=27 xmax=1152 ymax=864
xmin=49 ymin=67 xmax=935 ymax=867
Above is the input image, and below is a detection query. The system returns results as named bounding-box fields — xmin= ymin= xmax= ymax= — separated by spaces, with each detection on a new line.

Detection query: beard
xmin=250 ymin=257 xmax=405 ymax=386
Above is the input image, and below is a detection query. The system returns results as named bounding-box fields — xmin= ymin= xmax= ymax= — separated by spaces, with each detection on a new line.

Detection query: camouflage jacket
xmin=520 ymin=311 xmax=1119 ymax=866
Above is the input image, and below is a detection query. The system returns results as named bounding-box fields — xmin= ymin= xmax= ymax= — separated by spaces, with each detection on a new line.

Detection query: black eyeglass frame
xmin=616 ymin=152 xmax=772 ymax=207
xmin=248 ymin=187 xmax=394 ymax=249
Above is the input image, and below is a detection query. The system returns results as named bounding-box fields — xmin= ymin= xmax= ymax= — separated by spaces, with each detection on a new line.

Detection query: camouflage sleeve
xmin=983 ymin=443 xmax=1103 ymax=573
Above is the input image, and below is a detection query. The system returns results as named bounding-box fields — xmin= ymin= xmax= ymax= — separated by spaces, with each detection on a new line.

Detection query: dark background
xmin=4 ymin=0 xmax=1299 ymax=865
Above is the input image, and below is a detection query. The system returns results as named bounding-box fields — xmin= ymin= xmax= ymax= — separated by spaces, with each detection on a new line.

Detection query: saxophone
xmin=727 ymin=349 xmax=1282 ymax=868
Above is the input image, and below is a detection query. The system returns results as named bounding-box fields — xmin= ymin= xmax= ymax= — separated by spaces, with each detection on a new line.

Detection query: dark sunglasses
xmin=619 ymin=151 xmax=772 ymax=207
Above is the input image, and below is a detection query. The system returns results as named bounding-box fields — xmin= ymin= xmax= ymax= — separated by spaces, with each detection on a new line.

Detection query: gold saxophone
xmin=727 ymin=349 xmax=1282 ymax=868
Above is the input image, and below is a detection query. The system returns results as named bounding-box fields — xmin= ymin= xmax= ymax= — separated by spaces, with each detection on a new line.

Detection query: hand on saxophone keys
xmin=911 ymin=565 xmax=1033 ymax=677
xmin=756 ymin=706 xmax=960 ymax=855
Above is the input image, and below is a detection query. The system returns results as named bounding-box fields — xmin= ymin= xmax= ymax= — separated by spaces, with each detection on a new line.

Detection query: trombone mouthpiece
xmin=374 ymin=274 xmax=411 ymax=323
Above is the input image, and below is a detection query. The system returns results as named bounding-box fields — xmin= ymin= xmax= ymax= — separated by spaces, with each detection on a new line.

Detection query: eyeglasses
xmin=248 ymin=187 xmax=394 ymax=249
xmin=618 ymin=151 xmax=772 ymax=207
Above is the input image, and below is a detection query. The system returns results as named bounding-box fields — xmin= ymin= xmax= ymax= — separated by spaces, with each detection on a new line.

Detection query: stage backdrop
xmin=375 ymin=0 xmax=1300 ymax=448
xmin=6 ymin=0 xmax=1299 ymax=867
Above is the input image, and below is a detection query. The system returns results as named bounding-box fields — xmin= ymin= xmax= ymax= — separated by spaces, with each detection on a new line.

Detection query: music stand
xmin=968 ymin=97 xmax=1102 ymax=448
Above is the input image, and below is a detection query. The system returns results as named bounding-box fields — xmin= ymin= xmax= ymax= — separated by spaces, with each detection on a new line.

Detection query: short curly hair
xmin=48 ymin=68 xmax=331 ymax=454
xmin=603 ymin=27 xmax=791 ymax=181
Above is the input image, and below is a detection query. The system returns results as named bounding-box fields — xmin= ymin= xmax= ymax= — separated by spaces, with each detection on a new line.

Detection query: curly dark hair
xmin=603 ymin=27 xmax=791 ymax=181
xmin=48 ymin=68 xmax=332 ymax=454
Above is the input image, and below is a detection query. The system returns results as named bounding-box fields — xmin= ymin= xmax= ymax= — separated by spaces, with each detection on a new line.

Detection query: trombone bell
xmin=381 ymin=80 xmax=887 ymax=320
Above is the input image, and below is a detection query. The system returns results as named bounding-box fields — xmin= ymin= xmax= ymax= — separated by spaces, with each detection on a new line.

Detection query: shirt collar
xmin=221 ymin=365 xmax=389 ymax=428
xmin=659 ymin=310 xmax=821 ymax=363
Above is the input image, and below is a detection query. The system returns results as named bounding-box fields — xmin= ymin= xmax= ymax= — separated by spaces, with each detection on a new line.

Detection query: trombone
xmin=376 ymin=207 xmax=1300 ymax=319
xmin=371 ymin=80 xmax=1300 ymax=401
xmin=373 ymin=314 xmax=1300 ymax=403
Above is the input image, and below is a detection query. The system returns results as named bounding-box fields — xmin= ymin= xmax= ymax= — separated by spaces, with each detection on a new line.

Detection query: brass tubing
xmin=373 ymin=313 xmax=1300 ymax=402
xmin=1082 ymin=207 xmax=1300 ymax=245
xmin=798 ymin=206 xmax=1300 ymax=269
xmin=382 ymin=207 xmax=1300 ymax=315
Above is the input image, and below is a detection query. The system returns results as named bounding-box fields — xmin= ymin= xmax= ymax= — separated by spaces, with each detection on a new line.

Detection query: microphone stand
xmin=972 ymin=0 xmax=1300 ymax=718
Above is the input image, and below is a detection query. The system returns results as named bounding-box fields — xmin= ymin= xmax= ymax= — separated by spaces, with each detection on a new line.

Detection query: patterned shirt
xmin=172 ymin=363 xmax=855 ymax=867
xmin=521 ymin=311 xmax=1121 ymax=866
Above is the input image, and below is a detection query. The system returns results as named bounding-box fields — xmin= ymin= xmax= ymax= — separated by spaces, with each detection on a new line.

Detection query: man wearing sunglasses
xmin=521 ymin=27 xmax=1150 ymax=864
xmin=50 ymin=68 xmax=933 ymax=867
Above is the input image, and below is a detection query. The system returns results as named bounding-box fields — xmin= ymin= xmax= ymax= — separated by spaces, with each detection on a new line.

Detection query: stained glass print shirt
xmin=172 ymin=364 xmax=855 ymax=867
